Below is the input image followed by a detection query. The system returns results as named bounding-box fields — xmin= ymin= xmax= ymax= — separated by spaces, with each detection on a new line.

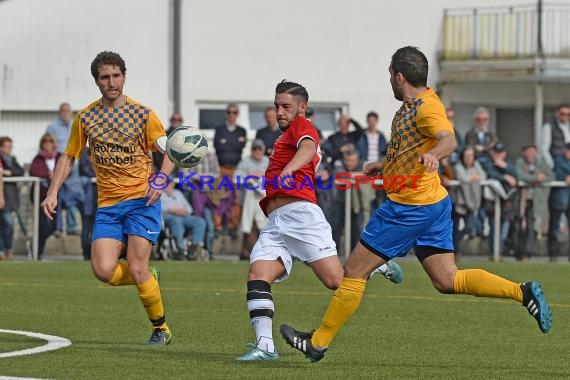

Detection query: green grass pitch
xmin=0 ymin=260 xmax=569 ymax=379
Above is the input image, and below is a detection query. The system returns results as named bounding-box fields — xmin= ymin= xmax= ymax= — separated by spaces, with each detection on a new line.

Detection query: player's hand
xmin=278 ymin=167 xmax=295 ymax=189
xmin=419 ymin=153 xmax=439 ymax=172
xmin=41 ymin=193 xmax=58 ymax=220
xmin=144 ymin=186 xmax=163 ymax=206
xmin=0 ymin=196 xmax=5 ymax=210
xmin=363 ymin=161 xmax=383 ymax=178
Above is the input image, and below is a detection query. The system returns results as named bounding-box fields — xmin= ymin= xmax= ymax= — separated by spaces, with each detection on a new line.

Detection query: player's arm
xmin=363 ymin=157 xmax=386 ymax=178
xmin=145 ymin=111 xmax=176 ymax=206
xmin=42 ymin=154 xmax=75 ymax=219
xmin=278 ymin=138 xmax=317 ymax=186
xmin=420 ymin=131 xmax=457 ymax=172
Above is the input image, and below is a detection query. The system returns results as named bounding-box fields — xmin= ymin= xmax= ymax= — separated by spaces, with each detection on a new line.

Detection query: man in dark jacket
xmin=323 ymin=115 xmax=364 ymax=166
xmin=480 ymin=142 xmax=518 ymax=258
xmin=0 ymin=136 xmax=25 ymax=260
xmin=214 ymin=103 xmax=247 ymax=179
xmin=547 ymin=143 xmax=570 ymax=261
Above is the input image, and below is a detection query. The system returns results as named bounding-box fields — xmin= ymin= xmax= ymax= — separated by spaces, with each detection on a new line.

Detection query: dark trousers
xmin=38 ymin=210 xmax=56 ymax=259
xmin=548 ymin=205 xmax=570 ymax=258
xmin=331 ymin=202 xmax=363 ymax=253
xmin=513 ymin=200 xmax=535 ymax=259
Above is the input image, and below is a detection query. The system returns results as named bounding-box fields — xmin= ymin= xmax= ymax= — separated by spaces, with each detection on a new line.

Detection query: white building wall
xmin=0 ymin=0 xmax=538 ymax=163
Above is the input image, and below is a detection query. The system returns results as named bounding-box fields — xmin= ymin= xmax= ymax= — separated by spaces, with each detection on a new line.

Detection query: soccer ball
xmin=166 ymin=126 xmax=209 ymax=168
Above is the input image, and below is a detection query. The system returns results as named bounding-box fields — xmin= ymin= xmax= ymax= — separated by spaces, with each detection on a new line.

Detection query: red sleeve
xmin=290 ymin=117 xmax=319 ymax=148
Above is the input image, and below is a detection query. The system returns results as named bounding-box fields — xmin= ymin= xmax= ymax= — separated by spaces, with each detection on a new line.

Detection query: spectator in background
xmin=47 ymin=102 xmax=73 ymax=154
xmin=189 ymin=150 xmax=220 ymax=253
xmin=79 ymin=148 xmax=97 ymax=260
xmin=514 ymin=145 xmax=553 ymax=260
xmin=356 ymin=111 xmax=388 ymax=164
xmin=162 ymin=180 xmax=207 ymax=261
xmin=445 ymin=108 xmax=465 ymax=165
xmin=465 ymin=107 xmax=497 ymax=159
xmin=46 ymin=102 xmax=79 ymax=236
xmin=0 ymin=159 xmax=5 ymax=259
xmin=236 ymin=139 xmax=269 ymax=260
xmin=305 ymin=107 xmax=324 ymax=141
xmin=255 ymin=107 xmax=280 ymax=156
xmin=29 ymin=133 xmax=62 ymax=260
xmin=480 ymin=142 xmax=518 ymax=258
xmin=547 ymin=143 xmax=570 ymax=261
xmin=356 ymin=111 xmax=388 ymax=218
xmin=330 ymin=143 xmax=364 ymax=252
xmin=540 ymin=103 xmax=570 ymax=169
xmin=214 ymin=103 xmax=247 ymax=179
xmin=0 ymin=137 xmax=25 ymax=260
xmin=453 ymin=146 xmax=486 ymax=249
xmin=324 ymin=114 xmax=364 ymax=166
xmin=153 ymin=112 xmax=184 ymax=170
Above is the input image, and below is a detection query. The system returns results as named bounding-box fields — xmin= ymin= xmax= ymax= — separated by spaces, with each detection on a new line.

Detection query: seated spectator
xmin=79 ymin=148 xmax=97 ymax=260
xmin=323 ymin=115 xmax=364 ymax=166
xmin=330 ymin=143 xmax=365 ymax=253
xmin=0 ymin=137 xmax=25 ymax=260
xmin=547 ymin=143 xmax=570 ymax=261
xmin=514 ymin=145 xmax=553 ymax=260
xmin=162 ymin=179 xmax=207 ymax=260
xmin=29 ymin=133 xmax=62 ymax=260
xmin=465 ymin=107 xmax=497 ymax=159
xmin=255 ymin=107 xmax=280 ymax=156
xmin=480 ymin=142 xmax=518 ymax=258
xmin=453 ymin=146 xmax=486 ymax=252
xmin=188 ymin=150 xmax=219 ymax=253
xmin=236 ymin=139 xmax=269 ymax=260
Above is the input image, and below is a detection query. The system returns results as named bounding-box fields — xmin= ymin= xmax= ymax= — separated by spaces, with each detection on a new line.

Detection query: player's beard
xmin=391 ymin=83 xmax=403 ymax=101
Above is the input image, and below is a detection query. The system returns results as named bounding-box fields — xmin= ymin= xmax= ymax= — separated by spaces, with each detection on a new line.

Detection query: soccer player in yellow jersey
xmin=281 ymin=46 xmax=553 ymax=362
xmin=41 ymin=51 xmax=175 ymax=346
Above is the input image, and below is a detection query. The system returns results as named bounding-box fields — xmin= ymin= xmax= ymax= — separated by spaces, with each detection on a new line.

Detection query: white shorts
xmin=250 ymin=201 xmax=337 ymax=281
xmin=241 ymin=191 xmax=268 ymax=234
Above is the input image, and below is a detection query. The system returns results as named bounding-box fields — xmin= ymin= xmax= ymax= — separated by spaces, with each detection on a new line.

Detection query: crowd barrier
xmin=340 ymin=179 xmax=568 ymax=262
xmin=4 ymin=176 xmax=568 ymax=261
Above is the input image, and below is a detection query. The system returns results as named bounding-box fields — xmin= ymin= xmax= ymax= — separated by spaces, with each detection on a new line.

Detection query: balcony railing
xmin=443 ymin=2 xmax=570 ymax=60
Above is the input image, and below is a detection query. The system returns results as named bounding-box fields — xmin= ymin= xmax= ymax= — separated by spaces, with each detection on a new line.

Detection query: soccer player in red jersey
xmin=236 ymin=80 xmax=402 ymax=361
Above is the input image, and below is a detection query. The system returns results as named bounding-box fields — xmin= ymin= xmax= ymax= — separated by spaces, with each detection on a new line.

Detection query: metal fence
xmin=341 ymin=179 xmax=569 ymax=262
xmin=443 ymin=3 xmax=570 ymax=60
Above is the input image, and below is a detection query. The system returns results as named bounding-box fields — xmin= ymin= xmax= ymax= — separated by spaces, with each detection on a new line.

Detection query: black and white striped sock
xmin=246 ymin=280 xmax=275 ymax=353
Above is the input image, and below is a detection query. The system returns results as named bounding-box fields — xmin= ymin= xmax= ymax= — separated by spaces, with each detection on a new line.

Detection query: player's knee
xmin=92 ymin=265 xmax=114 ymax=283
xmin=322 ymin=275 xmax=343 ymax=290
xmin=432 ymin=278 xmax=454 ymax=294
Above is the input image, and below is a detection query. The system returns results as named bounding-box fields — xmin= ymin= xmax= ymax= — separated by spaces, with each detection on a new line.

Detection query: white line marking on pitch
xmin=0 ymin=329 xmax=71 ymax=359
xmin=0 ymin=377 xmax=53 ymax=380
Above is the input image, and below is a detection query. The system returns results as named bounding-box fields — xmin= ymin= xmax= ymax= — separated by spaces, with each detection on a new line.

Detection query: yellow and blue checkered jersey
xmin=64 ymin=96 xmax=166 ymax=208
xmin=383 ymin=88 xmax=454 ymax=205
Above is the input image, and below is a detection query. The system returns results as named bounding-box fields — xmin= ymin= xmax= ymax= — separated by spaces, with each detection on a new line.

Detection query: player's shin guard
xmin=107 ymin=261 xmax=135 ymax=286
xmin=312 ymin=277 xmax=366 ymax=349
xmin=137 ymin=277 xmax=167 ymax=328
xmin=453 ymin=269 xmax=523 ymax=302
xmin=246 ymin=280 xmax=275 ymax=353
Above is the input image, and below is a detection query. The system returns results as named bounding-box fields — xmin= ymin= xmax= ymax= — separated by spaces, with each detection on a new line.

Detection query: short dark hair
xmin=0 ymin=136 xmax=12 ymax=147
xmin=366 ymin=111 xmax=379 ymax=120
xmin=391 ymin=46 xmax=428 ymax=87
xmin=91 ymin=51 xmax=126 ymax=80
xmin=556 ymin=103 xmax=570 ymax=111
xmin=275 ymin=80 xmax=309 ymax=103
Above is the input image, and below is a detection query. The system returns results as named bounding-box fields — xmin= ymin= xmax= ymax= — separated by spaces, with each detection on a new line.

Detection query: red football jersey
xmin=259 ymin=116 xmax=322 ymax=215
